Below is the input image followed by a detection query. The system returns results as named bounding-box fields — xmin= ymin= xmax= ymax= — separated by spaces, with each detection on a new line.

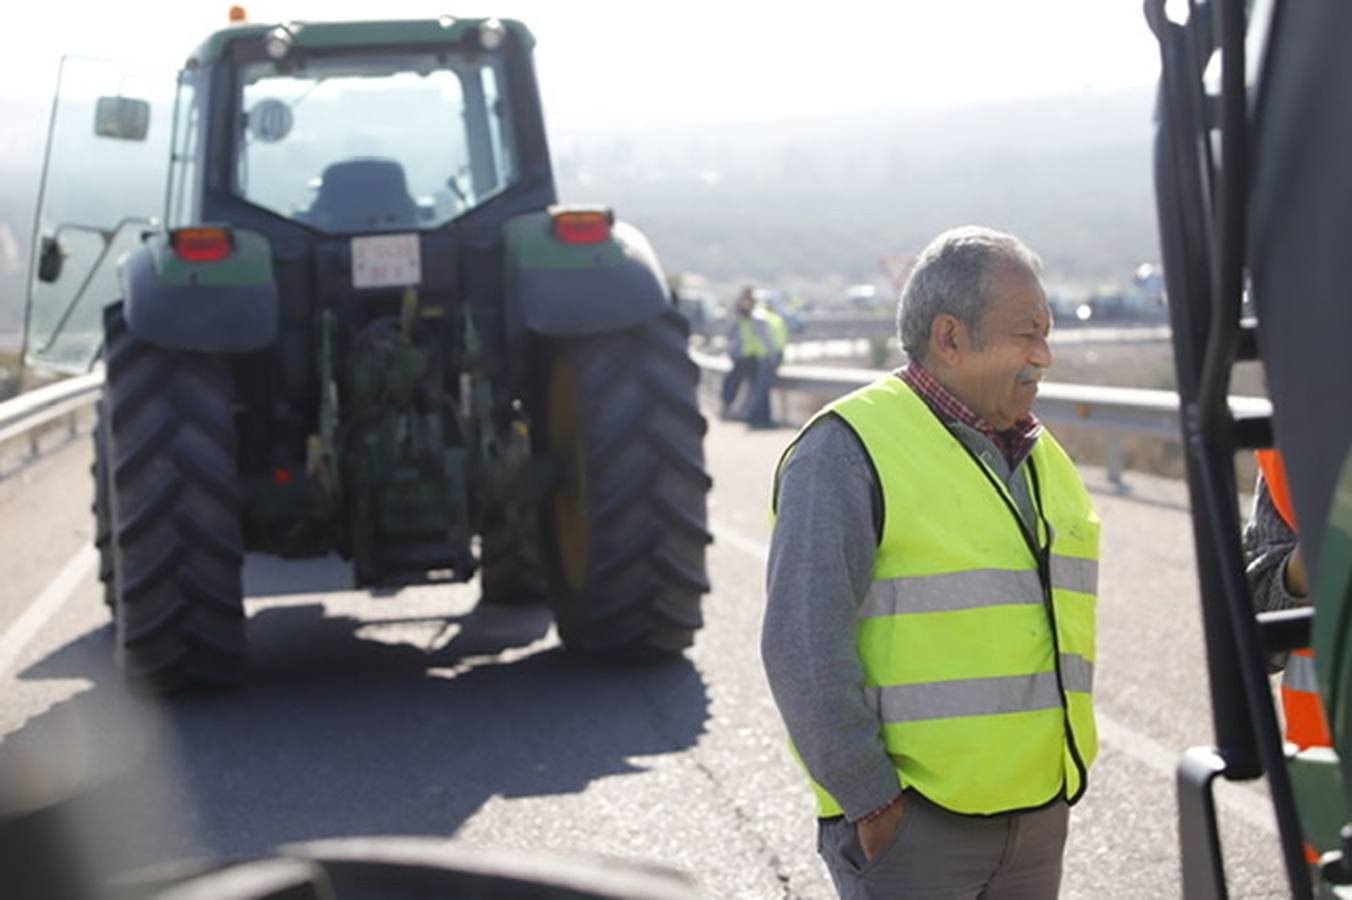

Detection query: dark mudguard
xmin=119 ymin=237 xmax=278 ymax=353
xmin=504 ymin=212 xmax=671 ymax=337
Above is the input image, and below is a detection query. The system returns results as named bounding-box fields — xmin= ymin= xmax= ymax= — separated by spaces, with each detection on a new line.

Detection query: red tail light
xmin=550 ymin=207 xmax=613 ymax=245
xmin=171 ymin=227 xmax=234 ymax=262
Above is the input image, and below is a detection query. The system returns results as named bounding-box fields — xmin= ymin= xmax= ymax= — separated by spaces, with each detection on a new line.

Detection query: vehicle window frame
xmin=166 ymin=68 xmax=204 ymax=227
xmin=224 ymin=41 xmax=521 ymax=233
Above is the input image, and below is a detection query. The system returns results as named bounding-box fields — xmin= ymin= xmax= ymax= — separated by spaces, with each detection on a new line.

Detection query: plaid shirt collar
xmin=898 ymin=361 xmax=1042 ymax=470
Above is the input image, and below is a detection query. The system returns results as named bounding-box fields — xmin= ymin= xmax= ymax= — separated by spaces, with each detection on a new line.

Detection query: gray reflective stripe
xmin=868 ymin=657 xmax=1096 ymax=724
xmin=1059 ymin=653 xmax=1095 ymax=693
xmin=868 ymin=671 xmax=1064 ymax=724
xmin=1051 ymin=555 xmax=1098 ymax=596
xmin=1283 ymin=653 xmax=1319 ymax=694
xmin=860 ymin=569 xmax=1044 ymax=618
xmin=861 ymin=558 xmax=1098 ymax=619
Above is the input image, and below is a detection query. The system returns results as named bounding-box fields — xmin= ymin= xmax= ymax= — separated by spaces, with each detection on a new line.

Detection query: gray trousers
xmin=745 ymin=351 xmax=781 ymax=424
xmin=817 ymin=792 xmax=1070 ymax=899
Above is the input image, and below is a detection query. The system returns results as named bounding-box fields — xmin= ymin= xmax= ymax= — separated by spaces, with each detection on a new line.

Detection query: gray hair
xmin=897 ymin=226 xmax=1043 ymax=362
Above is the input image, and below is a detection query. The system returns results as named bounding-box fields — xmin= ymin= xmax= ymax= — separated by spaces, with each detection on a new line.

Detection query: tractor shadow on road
xmin=2 ymin=596 xmax=711 ymax=875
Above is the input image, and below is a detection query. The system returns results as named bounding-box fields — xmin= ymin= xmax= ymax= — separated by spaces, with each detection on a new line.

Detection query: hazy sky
xmin=4 ymin=1 xmax=1163 ymax=131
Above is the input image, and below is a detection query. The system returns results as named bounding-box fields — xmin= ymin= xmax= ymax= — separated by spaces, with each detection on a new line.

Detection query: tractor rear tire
xmin=103 ymin=304 xmax=246 ymax=690
xmin=92 ymin=398 xmax=114 ymax=613
xmin=541 ymin=309 xmax=712 ymax=659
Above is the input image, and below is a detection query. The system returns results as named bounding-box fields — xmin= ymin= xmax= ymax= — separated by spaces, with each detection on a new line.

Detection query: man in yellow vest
xmin=746 ymin=299 xmax=791 ymax=428
xmin=721 ymin=286 xmax=771 ymax=420
xmin=762 ymin=226 xmax=1100 ymax=899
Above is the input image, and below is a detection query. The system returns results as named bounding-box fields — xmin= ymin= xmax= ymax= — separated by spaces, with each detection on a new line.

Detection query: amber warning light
xmin=550 ymin=207 xmax=614 ymax=245
xmin=171 ymin=227 xmax=234 ymax=262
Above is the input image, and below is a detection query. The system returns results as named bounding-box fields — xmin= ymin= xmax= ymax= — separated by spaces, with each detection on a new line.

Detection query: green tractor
xmin=1150 ymin=0 xmax=1352 ymax=896
xmin=24 ymin=16 xmax=712 ymax=690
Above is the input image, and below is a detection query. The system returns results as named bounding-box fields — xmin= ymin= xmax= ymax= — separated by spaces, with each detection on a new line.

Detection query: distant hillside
xmin=553 ymin=87 xmax=1159 ymax=298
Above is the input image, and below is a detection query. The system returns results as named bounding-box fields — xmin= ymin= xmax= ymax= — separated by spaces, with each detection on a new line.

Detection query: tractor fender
xmin=120 ymin=228 xmax=278 ymax=352
xmin=503 ymin=211 xmax=669 ymax=337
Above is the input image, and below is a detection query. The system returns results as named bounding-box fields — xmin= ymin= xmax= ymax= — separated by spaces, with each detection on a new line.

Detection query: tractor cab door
xmin=24 ymin=57 xmax=175 ymax=373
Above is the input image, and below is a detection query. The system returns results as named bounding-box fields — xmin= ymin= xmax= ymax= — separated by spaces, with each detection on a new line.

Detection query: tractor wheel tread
xmin=640 ymin=370 xmax=707 ymax=432
xmin=543 ymin=314 xmax=710 ymax=661
xmin=651 ymin=490 xmax=715 ymax=545
xmin=104 ymin=305 xmax=245 ymax=691
xmin=118 ymin=542 xmax=187 ymax=603
xmin=646 ymin=432 xmax=714 ymax=491
xmin=651 ymin=590 xmax=705 ymax=631
xmin=639 ymin=334 xmax=701 ymax=379
xmin=590 ymin=460 xmax=658 ymax=526
xmin=176 ymin=514 xmax=246 ymax=568
xmin=174 ymin=446 xmax=242 ymax=509
xmin=177 ymin=571 xmax=249 ymax=619
xmin=92 ymin=399 xmax=116 ymax=611
xmin=588 ymin=404 xmax=651 ymax=466
xmin=593 ymin=529 xmax=660 ymax=585
xmin=111 ymin=415 xmax=177 ymax=486
xmin=651 ymin=546 xmax=712 ymax=594
xmin=115 ymin=479 xmax=182 ymax=545
xmin=121 ymin=595 xmax=192 ymax=646
xmin=104 ymin=332 xmax=148 ymax=376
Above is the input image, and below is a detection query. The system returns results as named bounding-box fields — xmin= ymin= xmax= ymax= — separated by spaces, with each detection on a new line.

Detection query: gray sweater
xmin=761 ymin=411 xmax=1040 ymax=822
xmin=1242 ymin=471 xmax=1305 ymax=613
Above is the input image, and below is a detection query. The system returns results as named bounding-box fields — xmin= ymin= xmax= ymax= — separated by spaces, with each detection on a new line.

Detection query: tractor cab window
xmin=235 ymin=51 xmax=519 ymax=232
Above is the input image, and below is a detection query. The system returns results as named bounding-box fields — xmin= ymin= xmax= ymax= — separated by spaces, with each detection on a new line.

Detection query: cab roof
xmin=187 ymin=17 xmax=534 ymax=67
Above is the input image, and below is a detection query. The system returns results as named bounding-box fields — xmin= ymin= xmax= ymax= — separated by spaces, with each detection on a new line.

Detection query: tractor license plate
xmin=351 ymin=234 xmax=421 ymax=289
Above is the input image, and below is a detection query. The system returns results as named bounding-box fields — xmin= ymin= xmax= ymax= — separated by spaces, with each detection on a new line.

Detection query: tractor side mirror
xmin=94 ymin=96 xmax=150 ymax=141
xmin=37 ymin=235 xmax=65 ymax=283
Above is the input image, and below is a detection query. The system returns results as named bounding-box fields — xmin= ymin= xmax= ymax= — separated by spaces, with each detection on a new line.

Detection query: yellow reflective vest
xmin=774 ymin=375 xmax=1101 ymax=817
xmin=760 ymin=308 xmax=790 ymax=353
xmin=737 ymin=317 xmax=769 ymax=359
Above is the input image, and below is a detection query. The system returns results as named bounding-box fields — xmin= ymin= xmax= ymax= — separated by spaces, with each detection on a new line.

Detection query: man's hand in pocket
xmin=858 ymin=795 xmax=907 ymax=862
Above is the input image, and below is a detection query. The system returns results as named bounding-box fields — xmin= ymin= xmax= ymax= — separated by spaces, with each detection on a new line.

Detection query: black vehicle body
xmin=1149 ymin=1 xmax=1352 ymax=896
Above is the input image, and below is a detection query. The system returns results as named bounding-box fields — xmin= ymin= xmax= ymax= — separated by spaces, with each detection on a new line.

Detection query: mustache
xmin=1016 ymin=366 xmax=1045 ymax=386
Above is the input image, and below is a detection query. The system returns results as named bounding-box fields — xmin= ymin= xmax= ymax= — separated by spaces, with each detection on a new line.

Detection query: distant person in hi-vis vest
xmin=745 ymin=298 xmax=790 ymax=428
xmin=762 ymin=226 xmax=1101 ymax=899
xmin=722 ymin=286 xmax=772 ymax=421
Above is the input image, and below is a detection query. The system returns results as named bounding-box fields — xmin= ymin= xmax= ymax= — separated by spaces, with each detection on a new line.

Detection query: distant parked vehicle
xmin=842 ymin=283 xmax=889 ymax=313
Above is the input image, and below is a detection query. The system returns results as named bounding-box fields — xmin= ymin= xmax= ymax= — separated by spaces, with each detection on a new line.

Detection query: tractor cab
xmin=25 ymin=17 xmax=551 ymax=374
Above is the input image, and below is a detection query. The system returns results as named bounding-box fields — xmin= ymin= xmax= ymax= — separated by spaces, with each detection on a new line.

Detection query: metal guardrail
xmin=691 ymin=315 xmax=894 ymax=343
xmin=0 ymin=371 xmax=103 ymax=464
xmin=691 ymin=349 xmax=1272 ymax=486
xmin=696 ymin=315 xmax=1173 ymax=345
xmin=0 ymin=353 xmax=1272 ymax=488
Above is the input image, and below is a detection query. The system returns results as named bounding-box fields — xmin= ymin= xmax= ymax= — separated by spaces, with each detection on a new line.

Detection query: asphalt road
xmin=0 ymin=411 xmax=1291 ymax=898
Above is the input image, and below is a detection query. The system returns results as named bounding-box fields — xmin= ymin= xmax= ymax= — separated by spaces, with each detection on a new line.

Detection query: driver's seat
xmin=306 ymin=157 xmax=419 ymax=232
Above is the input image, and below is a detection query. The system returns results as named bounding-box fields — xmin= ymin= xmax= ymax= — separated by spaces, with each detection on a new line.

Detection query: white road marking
xmin=711 ymin=519 xmax=1279 ymax=837
xmin=0 ymin=544 xmax=97 ymax=677
xmin=710 ymin=522 xmax=774 ymax=565
xmin=1096 ymin=710 xmax=1277 ymax=835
